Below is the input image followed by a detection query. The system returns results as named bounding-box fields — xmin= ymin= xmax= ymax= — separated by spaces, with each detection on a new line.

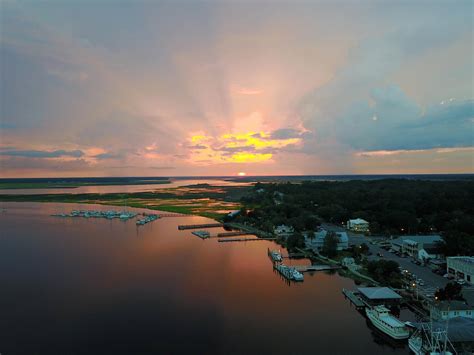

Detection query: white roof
xmin=349 ymin=218 xmax=368 ymax=224
xmin=358 ymin=287 xmax=402 ymax=300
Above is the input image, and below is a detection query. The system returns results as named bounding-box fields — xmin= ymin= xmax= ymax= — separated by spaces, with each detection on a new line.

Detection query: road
xmin=321 ymin=222 xmax=474 ymax=305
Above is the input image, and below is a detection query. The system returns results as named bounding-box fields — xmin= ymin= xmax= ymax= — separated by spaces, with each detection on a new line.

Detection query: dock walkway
xmin=218 ymin=237 xmax=276 ymax=243
xmin=178 ymin=223 xmax=222 ymax=230
xmin=342 ymin=288 xmax=367 ymax=309
xmin=293 ymin=265 xmax=341 ymax=272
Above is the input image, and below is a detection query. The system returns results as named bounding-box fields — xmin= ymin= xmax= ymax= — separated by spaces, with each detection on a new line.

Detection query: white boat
xmin=366 ymin=305 xmax=410 ymax=340
xmin=291 ymin=268 xmax=304 ymax=281
xmin=275 ymin=264 xmax=304 ymax=281
xmin=268 ymin=249 xmax=283 ymax=262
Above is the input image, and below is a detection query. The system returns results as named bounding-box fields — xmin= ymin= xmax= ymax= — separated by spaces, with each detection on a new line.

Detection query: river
xmin=0 ymin=202 xmax=412 ymax=354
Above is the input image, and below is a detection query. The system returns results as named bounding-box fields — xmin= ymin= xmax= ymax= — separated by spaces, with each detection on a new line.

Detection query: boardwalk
xmin=178 ymin=223 xmax=222 ymax=230
xmin=218 ymin=237 xmax=276 ymax=243
xmin=217 ymin=231 xmax=252 ymax=237
xmin=293 ymin=265 xmax=341 ymax=272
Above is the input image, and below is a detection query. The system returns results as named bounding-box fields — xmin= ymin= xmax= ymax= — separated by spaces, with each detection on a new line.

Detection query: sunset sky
xmin=1 ymin=0 xmax=473 ymax=177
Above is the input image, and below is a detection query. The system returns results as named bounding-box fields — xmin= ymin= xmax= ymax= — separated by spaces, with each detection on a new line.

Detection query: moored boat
xmin=365 ymin=305 xmax=410 ymax=340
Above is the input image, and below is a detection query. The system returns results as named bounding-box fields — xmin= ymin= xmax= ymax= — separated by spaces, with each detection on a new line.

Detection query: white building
xmin=390 ymin=235 xmax=442 ymax=260
xmin=274 ymin=224 xmax=294 ymax=237
xmin=341 ymin=257 xmax=355 ymax=267
xmin=347 ymin=218 xmax=369 ymax=232
xmin=432 ymin=300 xmax=474 ymax=320
xmin=447 ymin=256 xmax=474 ymax=284
xmin=305 ymin=230 xmax=349 ymax=252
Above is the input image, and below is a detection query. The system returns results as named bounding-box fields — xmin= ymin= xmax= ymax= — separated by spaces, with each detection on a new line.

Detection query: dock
xmin=217 ymin=231 xmax=252 ymax=237
xmin=178 ymin=223 xmax=222 ymax=230
xmin=218 ymin=237 xmax=276 ymax=243
xmin=293 ymin=265 xmax=341 ymax=272
xmin=191 ymin=230 xmax=211 ymax=239
xmin=342 ymin=288 xmax=366 ymax=309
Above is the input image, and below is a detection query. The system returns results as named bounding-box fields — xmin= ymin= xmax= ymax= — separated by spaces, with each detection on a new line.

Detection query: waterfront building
xmin=304 ymin=230 xmax=349 ymax=252
xmin=432 ymin=300 xmax=474 ymax=321
xmin=358 ymin=287 xmax=402 ymax=306
xmin=274 ymin=224 xmax=294 ymax=237
xmin=346 ymin=218 xmax=369 ymax=232
xmin=390 ymin=235 xmax=442 ymax=260
xmin=447 ymin=256 xmax=474 ymax=284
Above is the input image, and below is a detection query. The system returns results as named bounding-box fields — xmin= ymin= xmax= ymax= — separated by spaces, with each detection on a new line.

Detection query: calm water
xmin=0 ymin=202 xmax=411 ymax=354
xmin=0 ymin=179 xmax=251 ymax=195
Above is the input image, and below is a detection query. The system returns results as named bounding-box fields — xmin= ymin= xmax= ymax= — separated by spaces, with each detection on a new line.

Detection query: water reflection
xmin=0 ymin=179 xmax=251 ymax=195
xmin=0 ymin=202 xmax=409 ymax=354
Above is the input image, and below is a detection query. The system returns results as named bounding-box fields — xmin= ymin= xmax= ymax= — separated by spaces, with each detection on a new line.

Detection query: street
xmin=321 ymin=223 xmax=474 ymax=305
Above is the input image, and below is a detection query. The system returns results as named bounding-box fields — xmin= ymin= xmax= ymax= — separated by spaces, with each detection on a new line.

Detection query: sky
xmin=1 ymin=0 xmax=473 ymax=177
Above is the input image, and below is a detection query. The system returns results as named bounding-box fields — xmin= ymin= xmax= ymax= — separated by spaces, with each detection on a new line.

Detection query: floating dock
xmin=178 ymin=223 xmax=222 ymax=230
xmin=218 ymin=237 xmax=276 ymax=243
xmin=342 ymin=288 xmax=366 ymax=309
xmin=191 ymin=230 xmax=211 ymax=239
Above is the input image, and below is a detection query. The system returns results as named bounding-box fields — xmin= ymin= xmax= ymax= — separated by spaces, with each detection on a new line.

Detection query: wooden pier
xmin=218 ymin=237 xmax=276 ymax=243
xmin=217 ymin=231 xmax=252 ymax=237
xmin=158 ymin=213 xmax=188 ymax=218
xmin=293 ymin=265 xmax=341 ymax=272
xmin=342 ymin=288 xmax=367 ymax=309
xmin=178 ymin=223 xmax=222 ymax=230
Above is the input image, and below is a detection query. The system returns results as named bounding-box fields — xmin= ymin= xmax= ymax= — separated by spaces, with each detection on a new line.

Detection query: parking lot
xmin=321 ymin=222 xmax=474 ymax=305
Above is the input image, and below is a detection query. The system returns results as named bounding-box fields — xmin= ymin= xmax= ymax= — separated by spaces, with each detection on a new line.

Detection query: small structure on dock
xmin=357 ymin=287 xmax=402 ymax=306
xmin=192 ymin=230 xmax=211 ymax=239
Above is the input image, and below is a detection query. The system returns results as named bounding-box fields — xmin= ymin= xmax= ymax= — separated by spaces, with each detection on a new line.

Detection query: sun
xmin=237 ymin=172 xmax=246 ymax=176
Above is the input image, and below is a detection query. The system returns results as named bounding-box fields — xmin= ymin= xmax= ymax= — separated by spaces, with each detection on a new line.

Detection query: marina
xmin=52 ymin=209 xmax=137 ymax=220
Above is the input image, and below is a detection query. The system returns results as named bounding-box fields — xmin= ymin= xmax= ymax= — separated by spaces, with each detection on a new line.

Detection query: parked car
xmin=457 ymin=279 xmax=466 ymax=285
xmin=377 ymin=252 xmax=384 ymax=257
xmin=443 ymin=273 xmax=449 ymax=278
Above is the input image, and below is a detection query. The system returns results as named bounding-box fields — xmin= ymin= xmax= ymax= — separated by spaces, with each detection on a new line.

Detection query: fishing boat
xmin=365 ymin=305 xmax=410 ymax=340
xmin=268 ymin=249 xmax=283 ymax=262
xmin=275 ymin=264 xmax=304 ymax=281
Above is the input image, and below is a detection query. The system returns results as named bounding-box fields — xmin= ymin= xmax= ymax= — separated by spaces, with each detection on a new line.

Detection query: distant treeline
xmin=236 ymin=179 xmax=474 ymax=255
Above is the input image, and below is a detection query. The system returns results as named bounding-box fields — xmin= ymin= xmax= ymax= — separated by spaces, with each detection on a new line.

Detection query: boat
xmin=365 ymin=305 xmax=410 ymax=340
xmin=275 ymin=264 xmax=304 ymax=281
xmin=268 ymin=249 xmax=283 ymax=262
xmin=192 ymin=230 xmax=210 ymax=239
xmin=408 ymin=311 xmax=457 ymax=355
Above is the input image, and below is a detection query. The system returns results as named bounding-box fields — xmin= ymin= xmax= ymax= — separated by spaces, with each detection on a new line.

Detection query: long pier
xmin=218 ymin=237 xmax=276 ymax=243
xmin=217 ymin=231 xmax=252 ymax=237
xmin=293 ymin=265 xmax=341 ymax=272
xmin=178 ymin=223 xmax=222 ymax=230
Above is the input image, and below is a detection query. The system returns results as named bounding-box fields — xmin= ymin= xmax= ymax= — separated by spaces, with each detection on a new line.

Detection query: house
xmin=347 ymin=218 xmax=369 ymax=232
xmin=274 ymin=224 xmax=294 ymax=237
xmin=390 ymin=235 xmax=442 ymax=259
xmin=341 ymin=257 xmax=355 ymax=267
xmin=447 ymin=256 xmax=474 ymax=284
xmin=357 ymin=287 xmax=402 ymax=305
xmin=432 ymin=300 xmax=474 ymax=321
xmin=305 ymin=229 xmax=349 ymax=251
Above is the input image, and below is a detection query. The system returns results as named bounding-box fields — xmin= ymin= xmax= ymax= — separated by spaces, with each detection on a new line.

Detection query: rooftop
xmin=348 ymin=218 xmax=368 ymax=224
xmin=447 ymin=256 xmax=474 ymax=265
xmin=435 ymin=300 xmax=473 ymax=312
xmin=358 ymin=287 xmax=402 ymax=300
xmin=391 ymin=235 xmax=442 ymax=245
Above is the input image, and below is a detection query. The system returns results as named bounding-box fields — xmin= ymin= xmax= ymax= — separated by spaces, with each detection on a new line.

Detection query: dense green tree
xmin=435 ymin=282 xmax=464 ymax=301
xmin=322 ymin=231 xmax=338 ymax=258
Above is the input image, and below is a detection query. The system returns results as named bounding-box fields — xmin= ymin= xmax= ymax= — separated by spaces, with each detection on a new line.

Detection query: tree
xmin=322 ymin=231 xmax=338 ymax=258
xmin=366 ymin=260 xmax=402 ymax=287
xmin=286 ymin=232 xmax=305 ymax=251
xmin=435 ymin=282 xmax=464 ymax=301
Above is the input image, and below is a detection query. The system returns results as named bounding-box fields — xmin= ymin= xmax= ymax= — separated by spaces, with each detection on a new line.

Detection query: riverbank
xmin=0 ymin=184 xmax=250 ymax=220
